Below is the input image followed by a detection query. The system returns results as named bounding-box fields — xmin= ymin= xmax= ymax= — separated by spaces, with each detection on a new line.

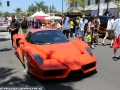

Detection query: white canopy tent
xmin=44 ymin=16 xmax=62 ymax=20
xmin=30 ymin=11 xmax=49 ymax=17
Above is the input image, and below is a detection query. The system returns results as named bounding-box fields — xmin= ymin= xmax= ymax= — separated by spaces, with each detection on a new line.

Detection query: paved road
xmin=0 ymin=29 xmax=120 ymax=90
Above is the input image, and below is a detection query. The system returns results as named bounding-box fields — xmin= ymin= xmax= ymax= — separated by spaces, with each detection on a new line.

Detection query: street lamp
xmin=62 ymin=0 xmax=63 ymax=12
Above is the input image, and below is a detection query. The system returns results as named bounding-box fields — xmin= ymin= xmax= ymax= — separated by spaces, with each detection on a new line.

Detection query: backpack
xmin=21 ymin=20 xmax=28 ymax=29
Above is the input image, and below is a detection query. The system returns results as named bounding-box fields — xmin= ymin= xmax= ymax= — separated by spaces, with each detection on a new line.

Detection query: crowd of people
xmin=7 ymin=13 xmax=120 ymax=61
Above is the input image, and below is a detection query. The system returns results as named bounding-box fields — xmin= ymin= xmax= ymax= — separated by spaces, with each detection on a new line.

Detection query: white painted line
xmin=33 ymin=79 xmax=46 ymax=90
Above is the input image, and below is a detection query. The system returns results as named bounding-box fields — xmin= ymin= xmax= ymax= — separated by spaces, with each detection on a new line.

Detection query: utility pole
xmin=97 ymin=0 xmax=100 ymax=16
xmin=62 ymin=0 xmax=63 ymax=12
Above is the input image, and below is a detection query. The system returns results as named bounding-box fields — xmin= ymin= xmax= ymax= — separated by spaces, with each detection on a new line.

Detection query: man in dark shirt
xmin=9 ymin=15 xmax=20 ymax=47
xmin=20 ymin=16 xmax=28 ymax=33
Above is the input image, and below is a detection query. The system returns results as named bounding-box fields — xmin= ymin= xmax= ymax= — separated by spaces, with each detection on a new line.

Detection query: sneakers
xmin=112 ymin=56 xmax=118 ymax=61
xmin=102 ymin=43 xmax=106 ymax=46
xmin=110 ymin=46 xmax=113 ymax=48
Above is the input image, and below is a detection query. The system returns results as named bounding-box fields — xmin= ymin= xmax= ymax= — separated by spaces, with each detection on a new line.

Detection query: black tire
xmin=23 ymin=54 xmax=29 ymax=74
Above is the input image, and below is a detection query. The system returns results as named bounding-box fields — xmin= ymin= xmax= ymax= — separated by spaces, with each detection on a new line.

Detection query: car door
xmin=25 ymin=32 xmax=38 ymax=74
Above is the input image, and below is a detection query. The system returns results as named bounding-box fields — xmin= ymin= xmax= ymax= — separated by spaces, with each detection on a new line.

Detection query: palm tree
xmin=34 ymin=1 xmax=45 ymax=11
xmin=15 ymin=8 xmax=22 ymax=18
xmin=65 ymin=0 xmax=78 ymax=7
xmin=78 ymin=0 xmax=88 ymax=11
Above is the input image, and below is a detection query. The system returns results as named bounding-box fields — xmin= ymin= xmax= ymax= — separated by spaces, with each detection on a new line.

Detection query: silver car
xmin=0 ymin=22 xmax=8 ymax=32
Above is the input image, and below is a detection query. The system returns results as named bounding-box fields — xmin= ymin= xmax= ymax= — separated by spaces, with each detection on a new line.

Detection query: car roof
xmin=30 ymin=28 xmax=57 ymax=33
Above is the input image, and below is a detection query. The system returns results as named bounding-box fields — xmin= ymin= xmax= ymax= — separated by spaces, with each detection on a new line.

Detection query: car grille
xmin=82 ymin=62 xmax=95 ymax=71
xmin=68 ymin=70 xmax=83 ymax=76
xmin=43 ymin=70 xmax=64 ymax=76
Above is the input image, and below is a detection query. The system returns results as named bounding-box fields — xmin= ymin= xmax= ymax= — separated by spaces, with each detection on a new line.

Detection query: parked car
xmin=87 ymin=16 xmax=113 ymax=35
xmin=0 ymin=22 xmax=8 ymax=32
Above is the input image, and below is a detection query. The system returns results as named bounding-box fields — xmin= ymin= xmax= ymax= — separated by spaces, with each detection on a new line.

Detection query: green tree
xmin=0 ymin=0 xmax=2 ymax=7
xmin=27 ymin=3 xmax=37 ymax=15
xmin=15 ymin=8 xmax=22 ymax=18
xmin=112 ymin=0 xmax=120 ymax=16
xmin=34 ymin=1 xmax=44 ymax=11
xmin=49 ymin=6 xmax=52 ymax=13
xmin=78 ymin=0 xmax=88 ymax=11
xmin=0 ymin=11 xmax=2 ymax=16
xmin=65 ymin=0 xmax=78 ymax=7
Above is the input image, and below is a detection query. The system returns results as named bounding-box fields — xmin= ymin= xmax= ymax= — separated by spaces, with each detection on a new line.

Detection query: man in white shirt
xmin=102 ymin=15 xmax=115 ymax=48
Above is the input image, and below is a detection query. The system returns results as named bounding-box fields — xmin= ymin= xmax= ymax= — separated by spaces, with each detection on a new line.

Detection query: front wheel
xmin=24 ymin=54 xmax=29 ymax=73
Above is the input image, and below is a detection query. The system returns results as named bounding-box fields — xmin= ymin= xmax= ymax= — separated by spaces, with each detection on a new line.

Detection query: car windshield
xmin=31 ymin=30 xmax=69 ymax=45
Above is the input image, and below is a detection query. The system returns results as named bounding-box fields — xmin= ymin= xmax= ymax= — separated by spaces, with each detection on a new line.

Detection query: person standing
xmin=70 ymin=18 xmax=74 ymax=37
xmin=102 ymin=16 xmax=115 ymax=47
xmin=34 ymin=19 xmax=39 ymax=29
xmin=62 ymin=14 xmax=70 ymax=38
xmin=56 ymin=20 xmax=62 ymax=31
xmin=20 ymin=16 xmax=28 ymax=33
xmin=88 ymin=17 xmax=95 ymax=48
xmin=74 ymin=17 xmax=80 ymax=38
xmin=112 ymin=13 xmax=120 ymax=61
xmin=79 ymin=15 xmax=88 ymax=41
xmin=9 ymin=15 xmax=20 ymax=47
xmin=94 ymin=14 xmax=101 ymax=27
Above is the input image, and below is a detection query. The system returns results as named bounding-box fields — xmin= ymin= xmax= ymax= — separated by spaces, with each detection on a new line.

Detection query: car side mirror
xmin=19 ymin=39 xmax=24 ymax=45
xmin=77 ymin=35 xmax=82 ymax=40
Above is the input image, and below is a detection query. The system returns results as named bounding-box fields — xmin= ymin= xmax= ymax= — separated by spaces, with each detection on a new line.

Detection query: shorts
xmin=106 ymin=30 xmax=114 ymax=39
xmin=113 ymin=36 xmax=120 ymax=49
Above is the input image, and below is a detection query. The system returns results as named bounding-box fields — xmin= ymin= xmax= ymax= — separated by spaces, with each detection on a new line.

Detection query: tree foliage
xmin=78 ymin=0 xmax=88 ymax=11
xmin=0 ymin=0 xmax=2 ymax=7
xmin=112 ymin=0 xmax=120 ymax=16
xmin=15 ymin=8 xmax=22 ymax=18
xmin=65 ymin=0 xmax=88 ymax=11
xmin=27 ymin=0 xmax=58 ymax=14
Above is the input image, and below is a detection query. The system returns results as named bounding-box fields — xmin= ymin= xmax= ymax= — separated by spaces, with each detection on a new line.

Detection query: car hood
xmin=34 ymin=42 xmax=82 ymax=68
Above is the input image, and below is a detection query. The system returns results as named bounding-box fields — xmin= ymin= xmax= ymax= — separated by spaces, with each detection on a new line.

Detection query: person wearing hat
xmin=102 ymin=15 xmax=115 ymax=48
xmin=78 ymin=14 xmax=88 ymax=41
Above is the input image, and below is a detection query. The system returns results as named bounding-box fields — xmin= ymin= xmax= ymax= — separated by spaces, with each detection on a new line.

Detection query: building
xmin=68 ymin=0 xmax=117 ymax=16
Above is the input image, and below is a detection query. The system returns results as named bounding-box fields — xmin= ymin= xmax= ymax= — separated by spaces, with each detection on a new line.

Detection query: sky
xmin=1 ymin=0 xmax=68 ymax=12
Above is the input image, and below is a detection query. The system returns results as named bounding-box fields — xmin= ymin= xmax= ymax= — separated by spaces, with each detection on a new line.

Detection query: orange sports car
xmin=13 ymin=28 xmax=97 ymax=80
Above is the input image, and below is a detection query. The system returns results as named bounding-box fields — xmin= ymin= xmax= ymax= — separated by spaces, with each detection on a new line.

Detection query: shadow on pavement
xmin=32 ymin=70 xmax=97 ymax=90
xmin=0 ymin=38 xmax=10 ymax=42
xmin=0 ymin=67 xmax=37 ymax=86
xmin=0 ymin=48 xmax=12 ymax=52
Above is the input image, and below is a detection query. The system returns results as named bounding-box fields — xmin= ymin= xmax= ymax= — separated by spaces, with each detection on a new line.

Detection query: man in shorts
xmin=112 ymin=13 xmax=120 ymax=61
xmin=102 ymin=16 xmax=115 ymax=48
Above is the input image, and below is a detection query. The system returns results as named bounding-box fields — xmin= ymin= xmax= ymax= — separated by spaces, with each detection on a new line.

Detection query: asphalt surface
xmin=0 ymin=29 xmax=120 ymax=90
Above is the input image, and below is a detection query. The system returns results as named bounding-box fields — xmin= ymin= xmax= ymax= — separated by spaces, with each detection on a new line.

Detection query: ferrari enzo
xmin=13 ymin=28 xmax=97 ymax=80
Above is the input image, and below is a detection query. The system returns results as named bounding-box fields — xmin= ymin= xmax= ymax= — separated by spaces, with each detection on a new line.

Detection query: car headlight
xmin=85 ymin=47 xmax=93 ymax=56
xmin=32 ymin=54 xmax=44 ymax=65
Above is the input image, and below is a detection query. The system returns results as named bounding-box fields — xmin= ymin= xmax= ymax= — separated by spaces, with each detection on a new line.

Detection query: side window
xmin=26 ymin=32 xmax=32 ymax=42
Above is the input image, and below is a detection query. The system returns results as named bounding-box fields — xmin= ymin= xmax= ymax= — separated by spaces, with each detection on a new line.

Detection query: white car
xmin=0 ymin=22 xmax=8 ymax=31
